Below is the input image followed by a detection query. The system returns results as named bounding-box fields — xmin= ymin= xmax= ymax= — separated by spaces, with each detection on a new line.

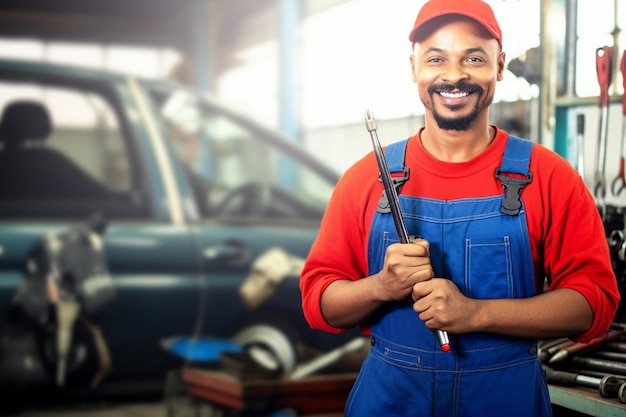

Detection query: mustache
xmin=428 ymin=80 xmax=483 ymax=96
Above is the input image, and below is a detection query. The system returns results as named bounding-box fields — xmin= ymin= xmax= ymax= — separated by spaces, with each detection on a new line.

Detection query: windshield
xmin=149 ymin=86 xmax=336 ymax=221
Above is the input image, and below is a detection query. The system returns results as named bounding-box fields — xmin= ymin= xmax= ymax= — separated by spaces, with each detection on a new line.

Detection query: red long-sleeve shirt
xmin=301 ymin=127 xmax=620 ymax=343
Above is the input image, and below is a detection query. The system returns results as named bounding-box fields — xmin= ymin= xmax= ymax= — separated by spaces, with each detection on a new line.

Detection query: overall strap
xmin=377 ymin=139 xmax=410 ymax=213
xmin=495 ymin=135 xmax=534 ymax=216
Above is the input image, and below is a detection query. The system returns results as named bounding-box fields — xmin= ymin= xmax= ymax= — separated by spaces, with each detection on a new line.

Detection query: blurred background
xmin=1 ymin=0 xmax=622 ymax=172
xmin=1 ymin=1 xmax=626 ymax=416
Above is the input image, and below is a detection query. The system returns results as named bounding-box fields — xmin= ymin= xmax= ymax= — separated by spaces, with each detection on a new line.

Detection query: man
xmin=300 ymin=0 xmax=620 ymax=416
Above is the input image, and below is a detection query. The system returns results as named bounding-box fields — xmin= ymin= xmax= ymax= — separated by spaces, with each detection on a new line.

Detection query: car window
xmin=0 ymin=78 xmax=148 ymax=220
xmin=153 ymin=88 xmax=334 ymax=221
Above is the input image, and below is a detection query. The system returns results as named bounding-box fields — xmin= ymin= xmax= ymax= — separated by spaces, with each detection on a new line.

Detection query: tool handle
xmin=370 ymin=132 xmax=410 ymax=244
xmin=596 ymin=46 xmax=614 ymax=107
xmin=577 ymin=113 xmax=585 ymax=135
xmin=576 ymin=113 xmax=585 ymax=177
xmin=622 ymin=50 xmax=626 ymax=115
xmin=365 ymin=109 xmax=410 ymax=243
xmin=364 ymin=109 xmax=450 ymax=352
xmin=542 ymin=365 xmax=580 ymax=387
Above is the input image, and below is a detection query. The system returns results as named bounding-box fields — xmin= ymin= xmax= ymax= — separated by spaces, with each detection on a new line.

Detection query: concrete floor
xmin=9 ymin=401 xmax=170 ymax=417
xmin=11 ymin=400 xmax=295 ymax=417
xmin=8 ymin=397 xmax=237 ymax=417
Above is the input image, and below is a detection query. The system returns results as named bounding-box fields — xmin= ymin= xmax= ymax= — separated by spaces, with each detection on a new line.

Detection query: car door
xmin=0 ymin=66 xmax=202 ymax=391
xmin=148 ymin=86 xmax=361 ymax=366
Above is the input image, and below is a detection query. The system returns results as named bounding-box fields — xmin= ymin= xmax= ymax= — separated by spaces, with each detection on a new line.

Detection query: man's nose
xmin=441 ymin=61 xmax=468 ymax=84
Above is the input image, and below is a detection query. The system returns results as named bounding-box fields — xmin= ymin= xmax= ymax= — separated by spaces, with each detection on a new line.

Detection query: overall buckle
xmin=495 ymin=168 xmax=533 ymax=216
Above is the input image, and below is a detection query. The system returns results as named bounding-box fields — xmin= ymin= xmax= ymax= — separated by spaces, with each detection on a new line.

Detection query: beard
xmin=425 ymin=81 xmax=488 ymax=131
xmin=433 ymin=107 xmax=478 ymax=130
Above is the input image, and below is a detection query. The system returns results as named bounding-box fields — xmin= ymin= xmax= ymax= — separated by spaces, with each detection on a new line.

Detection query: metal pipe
xmin=548 ymin=329 xmax=623 ymax=364
xmin=289 ymin=337 xmax=366 ymax=380
xmin=571 ymin=356 xmax=626 ymax=376
xmin=593 ymin=350 xmax=626 ymax=362
xmin=606 ymin=342 xmax=626 ymax=352
xmin=543 ymin=365 xmax=626 ymax=401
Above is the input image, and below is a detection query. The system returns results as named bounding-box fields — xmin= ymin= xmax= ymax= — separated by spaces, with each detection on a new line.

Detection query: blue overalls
xmin=344 ymin=136 xmax=553 ymax=417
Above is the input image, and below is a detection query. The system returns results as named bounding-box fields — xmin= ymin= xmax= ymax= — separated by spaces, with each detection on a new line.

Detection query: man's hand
xmin=412 ymin=278 xmax=479 ymax=333
xmin=376 ymin=239 xmax=434 ymax=302
xmin=411 ymin=280 xmax=593 ymax=340
xmin=320 ymin=238 xmax=436 ymax=329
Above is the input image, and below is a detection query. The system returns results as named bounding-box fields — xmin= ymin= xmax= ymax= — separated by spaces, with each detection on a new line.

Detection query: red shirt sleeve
xmin=300 ymin=152 xmax=380 ymax=334
xmin=524 ymin=145 xmax=620 ymax=342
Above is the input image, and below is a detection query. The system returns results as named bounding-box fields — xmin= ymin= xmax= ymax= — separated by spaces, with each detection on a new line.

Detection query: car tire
xmin=231 ymin=323 xmax=298 ymax=374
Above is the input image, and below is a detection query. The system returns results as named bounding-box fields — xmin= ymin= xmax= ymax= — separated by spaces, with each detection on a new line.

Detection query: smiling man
xmin=300 ymin=1 xmax=619 ymax=416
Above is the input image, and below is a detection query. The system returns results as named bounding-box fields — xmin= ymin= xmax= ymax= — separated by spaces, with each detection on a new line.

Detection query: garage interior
xmin=0 ymin=0 xmax=626 ymax=416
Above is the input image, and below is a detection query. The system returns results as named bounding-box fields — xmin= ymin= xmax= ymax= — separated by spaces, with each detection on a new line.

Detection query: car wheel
xmin=231 ymin=323 xmax=297 ymax=374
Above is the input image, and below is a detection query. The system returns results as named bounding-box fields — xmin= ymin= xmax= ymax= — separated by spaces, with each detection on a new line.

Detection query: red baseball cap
xmin=408 ymin=0 xmax=502 ymax=48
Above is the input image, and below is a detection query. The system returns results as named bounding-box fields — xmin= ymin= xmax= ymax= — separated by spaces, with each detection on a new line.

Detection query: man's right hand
xmin=320 ymin=239 xmax=435 ymax=330
xmin=376 ymin=239 xmax=434 ymax=302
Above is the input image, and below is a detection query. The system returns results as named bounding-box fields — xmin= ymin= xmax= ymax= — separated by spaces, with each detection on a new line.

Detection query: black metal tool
xmin=593 ymin=350 xmax=626 ymax=362
xmin=543 ymin=365 xmax=603 ymax=389
xmin=571 ymin=356 xmax=626 ymax=377
xmin=548 ymin=329 xmax=623 ymax=364
xmin=611 ymin=49 xmax=626 ymax=196
xmin=364 ymin=109 xmax=450 ymax=352
xmin=593 ymin=46 xmax=614 ymax=214
xmin=539 ymin=338 xmax=574 ymax=364
xmin=576 ymin=113 xmax=585 ymax=178
xmin=606 ymin=342 xmax=626 ymax=353
xmin=543 ymin=365 xmax=626 ymax=403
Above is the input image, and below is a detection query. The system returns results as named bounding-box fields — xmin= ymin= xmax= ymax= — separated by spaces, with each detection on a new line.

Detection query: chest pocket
xmin=465 ymin=235 xmax=514 ymax=299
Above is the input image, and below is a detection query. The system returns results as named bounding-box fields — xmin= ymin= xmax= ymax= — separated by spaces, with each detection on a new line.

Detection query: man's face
xmin=410 ymin=17 xmax=505 ymax=131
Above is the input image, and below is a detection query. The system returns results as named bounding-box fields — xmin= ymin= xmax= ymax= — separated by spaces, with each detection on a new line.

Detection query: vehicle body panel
xmin=0 ymin=58 xmax=357 ymax=399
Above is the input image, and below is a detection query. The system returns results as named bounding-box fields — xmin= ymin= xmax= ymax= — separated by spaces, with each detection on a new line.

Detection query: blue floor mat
xmin=162 ymin=336 xmax=242 ymax=362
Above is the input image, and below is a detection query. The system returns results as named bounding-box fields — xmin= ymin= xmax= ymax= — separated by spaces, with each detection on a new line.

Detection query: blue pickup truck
xmin=0 ymin=58 xmax=357 ymax=405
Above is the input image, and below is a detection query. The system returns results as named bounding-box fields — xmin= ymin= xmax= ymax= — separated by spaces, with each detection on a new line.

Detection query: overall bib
xmin=345 ymin=136 xmax=553 ymax=417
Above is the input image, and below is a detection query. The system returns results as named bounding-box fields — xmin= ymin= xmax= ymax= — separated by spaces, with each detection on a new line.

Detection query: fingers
xmin=410 ymin=238 xmax=430 ymax=256
xmin=386 ymin=239 xmax=430 ymax=263
xmin=378 ymin=240 xmax=434 ymax=301
xmin=385 ymin=241 xmax=433 ymax=281
xmin=412 ymin=281 xmax=443 ymax=327
xmin=412 ymin=279 xmax=466 ymax=331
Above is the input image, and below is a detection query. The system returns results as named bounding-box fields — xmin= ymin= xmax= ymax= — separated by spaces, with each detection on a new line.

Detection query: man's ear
xmin=410 ymin=53 xmax=418 ymax=83
xmin=497 ymin=51 xmax=506 ymax=81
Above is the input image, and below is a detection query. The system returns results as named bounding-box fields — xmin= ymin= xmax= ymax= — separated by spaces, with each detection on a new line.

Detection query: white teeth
xmin=440 ymin=91 xmax=469 ymax=99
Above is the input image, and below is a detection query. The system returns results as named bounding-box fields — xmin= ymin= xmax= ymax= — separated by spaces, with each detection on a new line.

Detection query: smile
xmin=439 ymin=91 xmax=470 ymax=99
